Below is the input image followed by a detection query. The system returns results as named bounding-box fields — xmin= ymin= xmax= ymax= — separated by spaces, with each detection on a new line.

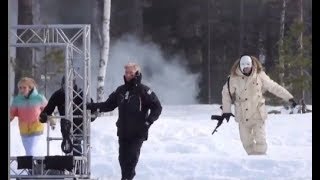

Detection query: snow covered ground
xmin=10 ymin=104 xmax=312 ymax=180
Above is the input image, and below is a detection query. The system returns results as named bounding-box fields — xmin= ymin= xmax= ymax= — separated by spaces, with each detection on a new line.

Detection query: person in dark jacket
xmin=39 ymin=77 xmax=95 ymax=156
xmin=87 ymin=62 xmax=162 ymax=180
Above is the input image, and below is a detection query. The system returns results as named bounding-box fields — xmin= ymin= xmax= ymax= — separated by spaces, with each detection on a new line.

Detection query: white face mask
xmin=239 ymin=55 xmax=252 ymax=72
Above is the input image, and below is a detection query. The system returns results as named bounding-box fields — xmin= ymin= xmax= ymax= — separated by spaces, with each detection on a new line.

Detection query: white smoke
xmin=90 ymin=35 xmax=200 ymax=105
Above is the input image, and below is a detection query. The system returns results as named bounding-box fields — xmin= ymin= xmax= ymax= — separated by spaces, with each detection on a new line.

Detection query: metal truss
xmin=10 ymin=156 xmax=89 ymax=179
xmin=9 ymin=24 xmax=92 ymax=179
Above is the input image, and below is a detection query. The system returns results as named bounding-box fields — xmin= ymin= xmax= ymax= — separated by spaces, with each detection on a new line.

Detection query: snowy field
xmin=10 ymin=104 xmax=312 ymax=180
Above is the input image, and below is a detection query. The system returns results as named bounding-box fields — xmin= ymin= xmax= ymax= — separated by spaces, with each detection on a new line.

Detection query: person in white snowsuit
xmin=221 ymin=55 xmax=297 ymax=155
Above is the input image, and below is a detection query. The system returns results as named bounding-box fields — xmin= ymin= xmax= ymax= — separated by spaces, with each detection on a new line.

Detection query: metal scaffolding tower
xmin=9 ymin=24 xmax=93 ymax=180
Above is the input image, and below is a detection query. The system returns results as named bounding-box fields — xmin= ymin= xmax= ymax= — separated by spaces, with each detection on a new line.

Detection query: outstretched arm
xmin=42 ymin=92 xmax=58 ymax=115
xmin=40 ymin=92 xmax=59 ymax=123
xmin=260 ymin=71 xmax=293 ymax=102
xmin=87 ymin=89 xmax=119 ymax=113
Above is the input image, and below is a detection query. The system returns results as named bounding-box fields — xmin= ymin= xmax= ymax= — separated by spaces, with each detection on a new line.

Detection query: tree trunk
xmin=207 ymin=0 xmax=211 ymax=104
xmin=31 ymin=0 xmax=41 ymax=84
xmin=132 ymin=0 xmax=143 ymax=36
xmin=278 ymin=0 xmax=287 ymax=87
xmin=239 ymin=0 xmax=244 ymax=55
xmin=258 ymin=1 xmax=266 ymax=65
xmin=97 ymin=0 xmax=111 ymax=102
xmin=14 ymin=0 xmax=33 ymax=95
xmin=298 ymin=0 xmax=304 ymax=100
xmin=32 ymin=0 xmax=40 ymax=24
xmin=93 ymin=0 xmax=103 ymax=47
xmin=258 ymin=32 xmax=266 ymax=65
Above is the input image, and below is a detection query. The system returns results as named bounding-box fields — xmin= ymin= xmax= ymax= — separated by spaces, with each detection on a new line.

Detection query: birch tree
xmin=97 ymin=0 xmax=111 ymax=102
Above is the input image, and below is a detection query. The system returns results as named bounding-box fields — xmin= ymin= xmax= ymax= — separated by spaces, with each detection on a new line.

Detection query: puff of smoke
xmin=90 ymin=35 xmax=200 ymax=105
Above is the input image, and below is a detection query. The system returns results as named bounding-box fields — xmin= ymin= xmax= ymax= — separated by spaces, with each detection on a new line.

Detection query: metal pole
xmin=11 ymin=24 xmax=90 ymax=29
xmin=82 ymin=26 xmax=88 ymax=174
xmin=83 ymin=25 xmax=90 ymax=176
xmin=8 ymin=0 xmax=11 ymax=176
xmin=69 ymin=44 xmax=74 ymax=156
xmin=47 ymin=122 xmax=50 ymax=155
xmin=64 ymin=45 xmax=70 ymax=148
xmin=44 ymin=47 xmax=47 ymax=97
xmin=87 ymin=25 xmax=91 ymax=176
xmin=32 ymin=48 xmax=35 ymax=77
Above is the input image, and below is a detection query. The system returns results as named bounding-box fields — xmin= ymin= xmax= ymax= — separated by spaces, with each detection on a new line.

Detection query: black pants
xmin=118 ymin=138 xmax=144 ymax=180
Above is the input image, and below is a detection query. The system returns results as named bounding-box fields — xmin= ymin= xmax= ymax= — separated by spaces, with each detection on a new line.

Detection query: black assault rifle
xmin=211 ymin=115 xmax=225 ymax=135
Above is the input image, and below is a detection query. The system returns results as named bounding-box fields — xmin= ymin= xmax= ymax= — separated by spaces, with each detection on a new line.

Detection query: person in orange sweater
xmin=10 ymin=77 xmax=47 ymax=156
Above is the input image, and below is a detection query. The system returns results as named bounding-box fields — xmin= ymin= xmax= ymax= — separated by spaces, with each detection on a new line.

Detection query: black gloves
xmin=289 ymin=98 xmax=297 ymax=108
xmin=91 ymin=116 xmax=97 ymax=122
xmin=39 ymin=112 xmax=48 ymax=123
xmin=132 ymin=71 xmax=142 ymax=85
xmin=221 ymin=113 xmax=234 ymax=122
xmin=87 ymin=103 xmax=99 ymax=122
xmin=86 ymin=103 xmax=98 ymax=113
xmin=144 ymin=121 xmax=151 ymax=128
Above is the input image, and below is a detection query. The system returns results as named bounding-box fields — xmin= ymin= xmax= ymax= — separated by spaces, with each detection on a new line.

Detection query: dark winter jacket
xmin=88 ymin=73 xmax=162 ymax=140
xmin=41 ymin=85 xmax=93 ymax=134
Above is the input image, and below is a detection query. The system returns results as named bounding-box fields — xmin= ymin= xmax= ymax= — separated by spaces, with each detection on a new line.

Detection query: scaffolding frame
xmin=9 ymin=24 xmax=92 ymax=179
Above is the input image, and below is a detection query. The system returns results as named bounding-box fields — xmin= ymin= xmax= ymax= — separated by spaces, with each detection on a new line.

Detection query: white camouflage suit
xmin=222 ymin=56 xmax=293 ymax=155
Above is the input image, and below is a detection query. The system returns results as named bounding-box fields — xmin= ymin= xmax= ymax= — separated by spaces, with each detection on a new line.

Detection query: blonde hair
xmin=124 ymin=62 xmax=141 ymax=72
xmin=18 ymin=77 xmax=37 ymax=89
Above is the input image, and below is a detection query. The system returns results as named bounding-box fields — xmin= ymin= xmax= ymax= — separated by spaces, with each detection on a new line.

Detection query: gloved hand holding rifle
xmin=211 ymin=106 xmax=234 ymax=135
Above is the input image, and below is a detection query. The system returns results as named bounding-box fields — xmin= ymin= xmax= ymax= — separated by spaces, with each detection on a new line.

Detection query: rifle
xmin=211 ymin=115 xmax=225 ymax=135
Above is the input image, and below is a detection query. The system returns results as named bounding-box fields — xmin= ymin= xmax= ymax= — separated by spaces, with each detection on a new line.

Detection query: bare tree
xmin=93 ymin=0 xmax=103 ymax=48
xmin=31 ymin=0 xmax=41 ymax=84
xmin=97 ymin=0 xmax=111 ymax=102
xmin=278 ymin=0 xmax=287 ymax=87
xmin=32 ymin=0 xmax=40 ymax=24
xmin=207 ymin=0 xmax=211 ymax=104
xmin=298 ymin=0 xmax=304 ymax=100
xmin=14 ymin=0 xmax=33 ymax=95
xmin=239 ymin=0 xmax=244 ymax=55
xmin=131 ymin=0 xmax=143 ymax=36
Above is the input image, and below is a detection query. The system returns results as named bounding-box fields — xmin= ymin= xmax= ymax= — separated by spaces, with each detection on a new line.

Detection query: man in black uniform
xmin=87 ymin=63 xmax=162 ymax=180
xmin=39 ymin=77 xmax=95 ymax=156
